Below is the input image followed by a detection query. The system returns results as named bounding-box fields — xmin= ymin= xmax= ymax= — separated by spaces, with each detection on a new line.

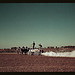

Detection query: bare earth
xmin=0 ymin=53 xmax=75 ymax=72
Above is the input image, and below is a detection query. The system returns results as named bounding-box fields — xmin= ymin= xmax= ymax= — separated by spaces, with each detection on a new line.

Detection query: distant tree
xmin=11 ymin=47 xmax=17 ymax=50
xmin=47 ymin=47 xmax=50 ymax=48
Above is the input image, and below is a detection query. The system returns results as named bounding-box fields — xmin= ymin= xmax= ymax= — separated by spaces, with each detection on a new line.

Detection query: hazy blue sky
xmin=0 ymin=3 xmax=75 ymax=48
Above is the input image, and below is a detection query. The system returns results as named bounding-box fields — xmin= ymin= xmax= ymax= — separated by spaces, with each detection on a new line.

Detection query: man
xmin=21 ymin=46 xmax=25 ymax=54
xmin=24 ymin=46 xmax=28 ymax=55
xmin=17 ymin=47 xmax=21 ymax=54
xmin=39 ymin=44 xmax=42 ymax=55
xmin=33 ymin=41 xmax=35 ymax=49
xmin=39 ymin=44 xmax=42 ymax=50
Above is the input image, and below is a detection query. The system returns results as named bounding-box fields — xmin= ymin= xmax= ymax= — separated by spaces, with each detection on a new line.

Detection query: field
xmin=0 ymin=54 xmax=75 ymax=72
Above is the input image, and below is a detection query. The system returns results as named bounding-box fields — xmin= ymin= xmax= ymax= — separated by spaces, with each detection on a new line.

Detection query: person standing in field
xmin=39 ymin=44 xmax=42 ymax=50
xmin=39 ymin=44 xmax=42 ymax=55
xmin=33 ymin=41 xmax=35 ymax=49
xmin=24 ymin=46 xmax=28 ymax=55
xmin=19 ymin=47 xmax=21 ymax=54
xmin=17 ymin=47 xmax=21 ymax=54
xmin=21 ymin=46 xmax=25 ymax=54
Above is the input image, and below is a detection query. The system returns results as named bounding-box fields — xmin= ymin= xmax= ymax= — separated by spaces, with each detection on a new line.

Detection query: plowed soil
xmin=0 ymin=54 xmax=75 ymax=72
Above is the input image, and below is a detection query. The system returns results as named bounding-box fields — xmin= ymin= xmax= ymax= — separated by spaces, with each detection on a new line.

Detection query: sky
xmin=0 ymin=3 xmax=75 ymax=49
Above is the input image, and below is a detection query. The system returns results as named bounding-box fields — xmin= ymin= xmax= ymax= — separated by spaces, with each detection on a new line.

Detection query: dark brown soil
xmin=0 ymin=54 xmax=75 ymax=72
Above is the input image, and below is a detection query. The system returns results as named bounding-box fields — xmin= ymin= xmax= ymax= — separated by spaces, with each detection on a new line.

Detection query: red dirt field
xmin=0 ymin=54 xmax=75 ymax=72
